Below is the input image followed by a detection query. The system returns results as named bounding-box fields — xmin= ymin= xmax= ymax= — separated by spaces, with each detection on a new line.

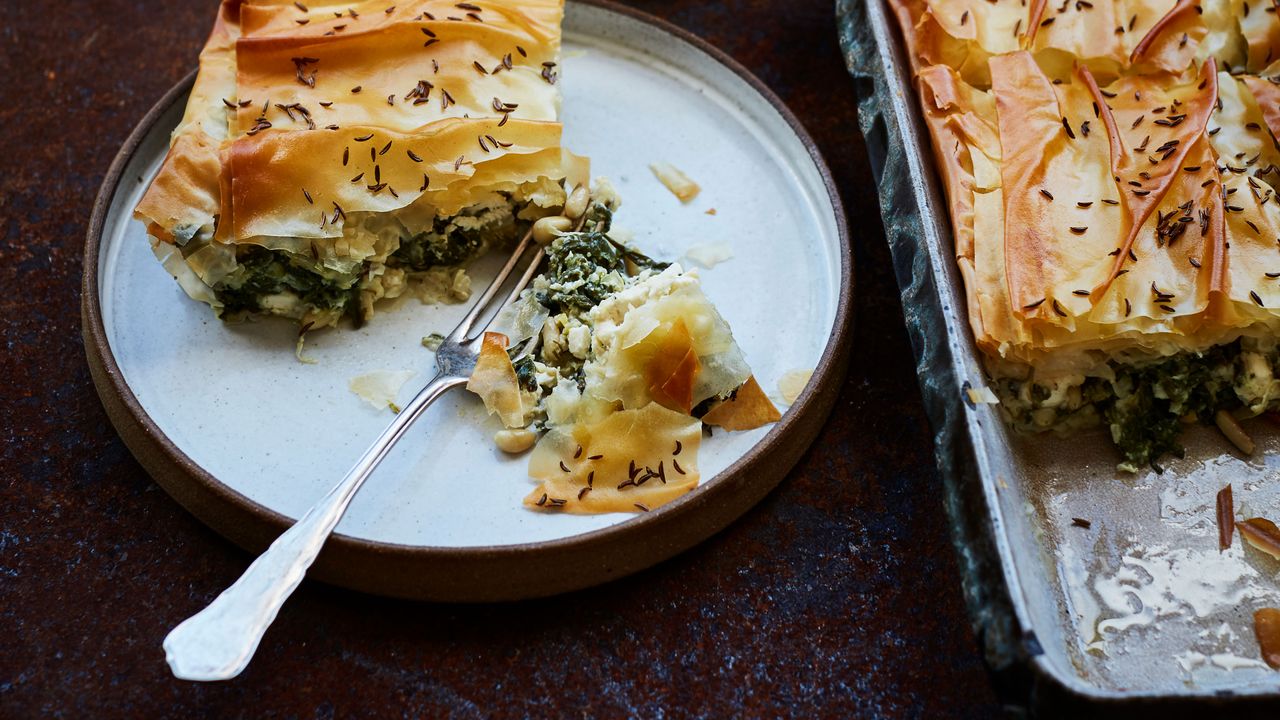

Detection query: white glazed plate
xmin=83 ymin=0 xmax=851 ymax=600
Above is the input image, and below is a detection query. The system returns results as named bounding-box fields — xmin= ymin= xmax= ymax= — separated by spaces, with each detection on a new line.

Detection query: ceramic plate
xmin=83 ymin=0 xmax=851 ymax=601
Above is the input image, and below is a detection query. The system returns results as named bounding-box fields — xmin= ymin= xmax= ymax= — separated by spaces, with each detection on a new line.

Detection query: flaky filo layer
xmin=889 ymin=0 xmax=1280 ymax=88
xmin=917 ymin=51 xmax=1280 ymax=380
xmin=133 ymin=0 xmax=577 ymax=323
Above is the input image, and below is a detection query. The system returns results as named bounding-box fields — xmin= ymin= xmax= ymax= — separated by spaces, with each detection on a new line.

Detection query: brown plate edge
xmin=80 ymin=0 xmax=854 ymax=603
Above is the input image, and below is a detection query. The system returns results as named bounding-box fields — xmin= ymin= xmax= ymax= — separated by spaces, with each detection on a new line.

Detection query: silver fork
xmin=162 ymin=228 xmax=548 ymax=682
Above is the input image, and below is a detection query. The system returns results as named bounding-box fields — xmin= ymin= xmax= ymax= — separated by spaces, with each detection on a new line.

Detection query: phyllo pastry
xmin=135 ymin=0 xmax=578 ymax=327
xmin=889 ymin=0 xmax=1279 ymax=85
xmin=910 ymin=34 xmax=1280 ymax=469
xmin=466 ymin=185 xmax=781 ymax=513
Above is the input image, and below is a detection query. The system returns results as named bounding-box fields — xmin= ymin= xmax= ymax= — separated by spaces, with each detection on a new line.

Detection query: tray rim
xmin=841 ymin=0 xmax=1280 ymax=707
xmin=80 ymin=0 xmax=854 ymax=602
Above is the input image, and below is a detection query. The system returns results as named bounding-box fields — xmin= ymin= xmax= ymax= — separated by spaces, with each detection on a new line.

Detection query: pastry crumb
xmin=778 ymin=369 xmax=814 ymax=404
xmin=965 ymin=385 xmax=999 ymax=405
xmin=650 ymin=162 xmax=700 ymax=203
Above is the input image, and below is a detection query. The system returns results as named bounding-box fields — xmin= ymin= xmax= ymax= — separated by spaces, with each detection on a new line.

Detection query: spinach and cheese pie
xmin=891 ymin=0 xmax=1280 ymax=468
xmin=135 ymin=0 xmax=576 ymax=327
xmin=467 ymin=185 xmax=781 ymax=513
xmin=137 ymin=1 xmax=785 ymax=513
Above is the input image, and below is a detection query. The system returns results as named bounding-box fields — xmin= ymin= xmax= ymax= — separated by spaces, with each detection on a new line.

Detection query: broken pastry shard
xmin=1256 ymin=608 xmax=1280 ymax=670
xmin=1216 ymin=483 xmax=1234 ymax=551
xmin=703 ymin=376 xmax=782 ymax=431
xmin=649 ymin=162 xmax=701 ymax=203
xmin=1237 ymin=517 xmax=1280 ymax=561
xmin=466 ymin=332 xmax=529 ymax=429
xmin=644 ymin=318 xmax=701 ymax=414
xmin=524 ymin=403 xmax=701 ymax=514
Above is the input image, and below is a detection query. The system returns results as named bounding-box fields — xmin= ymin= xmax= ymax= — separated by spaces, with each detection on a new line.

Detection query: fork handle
xmin=162 ymin=371 xmax=468 ymax=681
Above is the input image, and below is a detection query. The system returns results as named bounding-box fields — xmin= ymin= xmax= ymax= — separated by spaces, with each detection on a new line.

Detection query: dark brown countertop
xmin=0 ymin=0 xmax=999 ymax=716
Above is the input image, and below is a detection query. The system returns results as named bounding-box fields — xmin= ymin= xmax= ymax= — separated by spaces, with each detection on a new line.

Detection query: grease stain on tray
xmin=1028 ymin=426 xmax=1280 ymax=690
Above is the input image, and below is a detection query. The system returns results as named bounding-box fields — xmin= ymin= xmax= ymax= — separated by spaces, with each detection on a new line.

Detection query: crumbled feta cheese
xmin=567 ymin=323 xmax=591 ymax=359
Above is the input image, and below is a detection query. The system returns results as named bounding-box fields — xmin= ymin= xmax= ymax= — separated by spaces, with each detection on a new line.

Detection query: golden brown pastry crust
xmin=134 ymin=2 xmax=241 ymax=242
xmin=523 ymin=403 xmax=703 ymax=514
xmin=911 ymin=45 xmax=1280 ymax=373
xmin=467 ymin=331 xmax=531 ymax=428
xmin=135 ymin=0 xmax=569 ymax=252
xmin=892 ymin=0 xmax=1280 ymax=88
xmin=216 ymin=118 xmax=565 ymax=243
xmin=1242 ymin=74 xmax=1280 ymax=140
xmin=889 ymin=0 xmax=1215 ymax=86
xmin=1074 ymin=61 xmax=1221 ymax=302
xmin=1130 ymin=0 xmax=1206 ymax=73
xmin=701 ymin=376 xmax=782 ymax=431
xmin=1237 ymin=0 xmax=1280 ymax=72
xmin=465 ymin=262 xmax=773 ymax=514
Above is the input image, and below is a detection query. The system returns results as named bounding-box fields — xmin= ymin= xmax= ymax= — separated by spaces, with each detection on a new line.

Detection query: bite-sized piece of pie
xmin=916 ymin=50 xmax=1280 ymax=469
xmin=466 ymin=185 xmax=781 ymax=513
xmin=135 ymin=0 xmax=578 ymax=328
xmin=888 ymin=0 xmax=1279 ymax=86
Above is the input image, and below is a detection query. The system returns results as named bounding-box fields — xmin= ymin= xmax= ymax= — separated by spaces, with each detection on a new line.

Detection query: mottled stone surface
xmin=0 ymin=1 xmax=999 ymax=717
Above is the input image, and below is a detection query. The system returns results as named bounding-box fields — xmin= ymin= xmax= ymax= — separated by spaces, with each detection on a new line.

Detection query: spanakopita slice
xmin=136 ymin=0 xmax=579 ymax=328
xmin=466 ymin=188 xmax=781 ymax=513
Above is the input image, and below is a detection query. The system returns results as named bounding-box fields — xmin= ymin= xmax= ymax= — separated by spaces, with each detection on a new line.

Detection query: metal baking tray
xmin=838 ymin=0 xmax=1280 ymax=713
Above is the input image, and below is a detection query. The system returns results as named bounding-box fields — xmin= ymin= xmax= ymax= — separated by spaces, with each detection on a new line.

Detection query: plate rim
xmin=81 ymin=0 xmax=854 ymax=601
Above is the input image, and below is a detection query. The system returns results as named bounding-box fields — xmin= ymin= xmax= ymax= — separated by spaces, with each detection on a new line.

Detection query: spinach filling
xmin=535 ymin=202 xmax=669 ymax=318
xmin=211 ymin=199 xmax=525 ymax=319
xmin=513 ymin=355 xmax=540 ymax=393
xmin=1101 ymin=343 xmax=1240 ymax=469
xmin=214 ymin=246 xmax=359 ymax=318
xmin=509 ymin=200 xmax=671 ymax=395
xmin=389 ymin=205 xmax=520 ymax=270
xmin=537 ymin=232 xmax=628 ymax=315
xmin=1003 ymin=340 xmax=1272 ymax=470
